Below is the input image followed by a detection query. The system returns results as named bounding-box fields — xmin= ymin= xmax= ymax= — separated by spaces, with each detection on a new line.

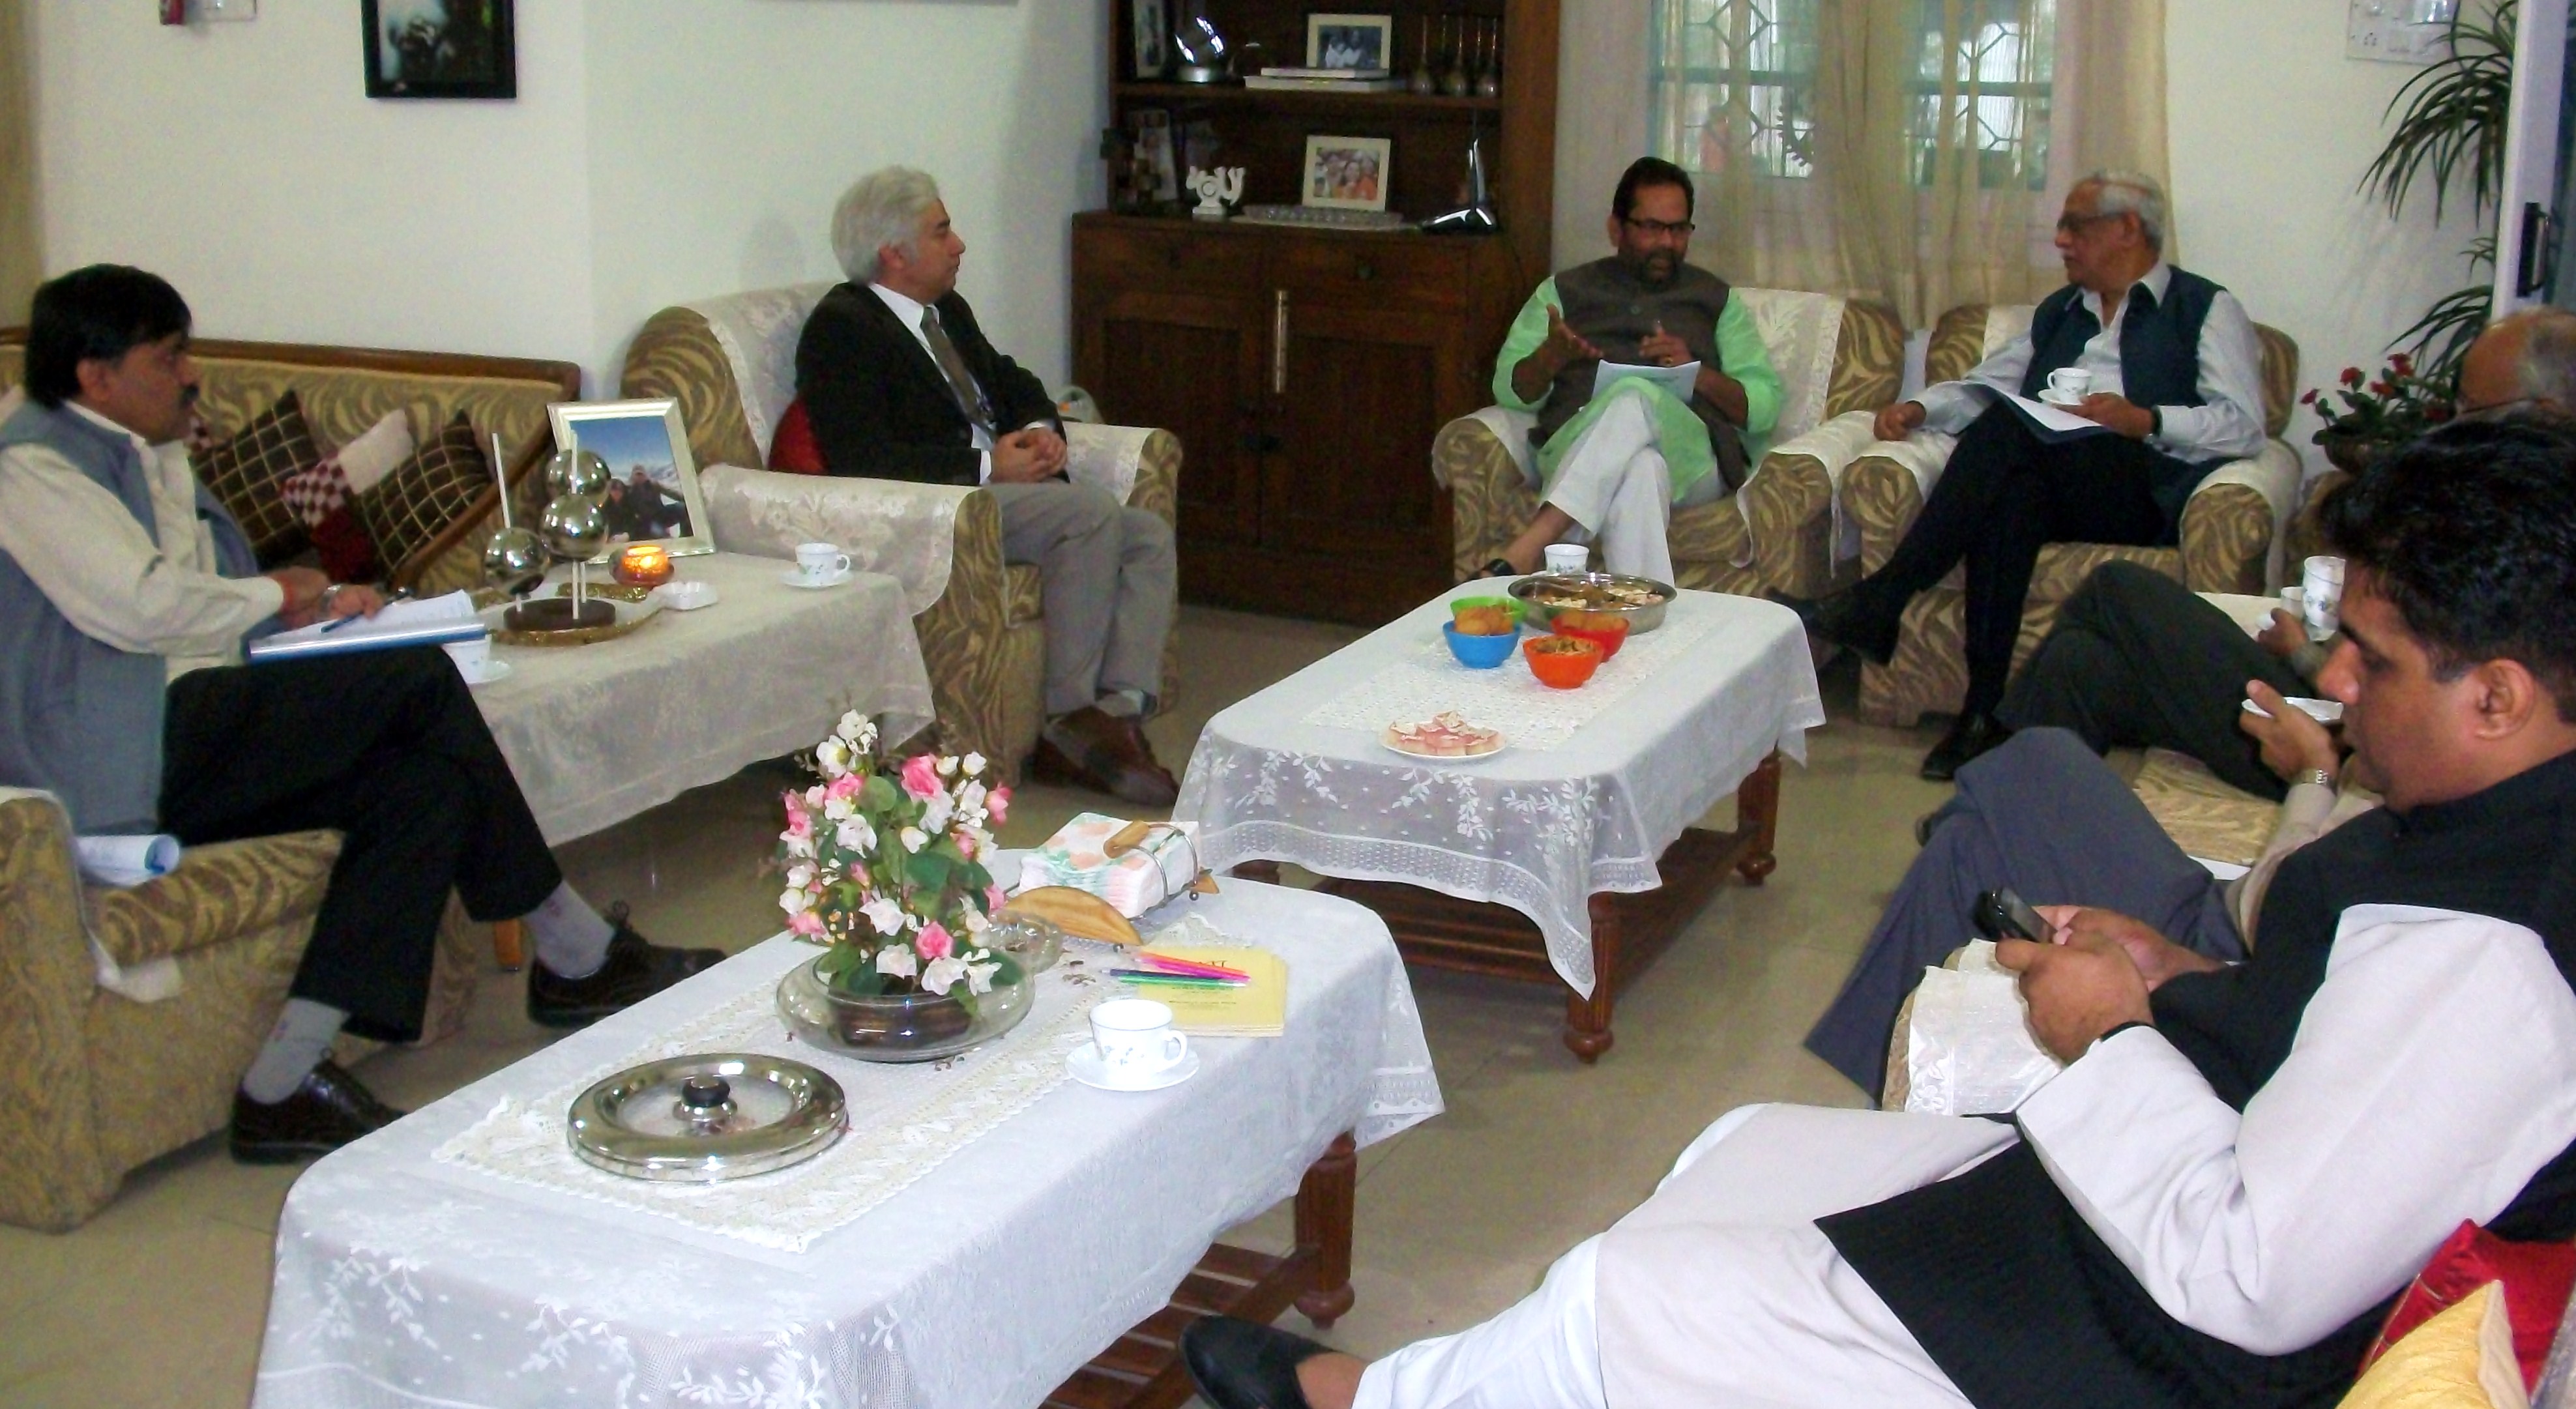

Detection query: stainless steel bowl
xmin=1506 ymin=572 xmax=1676 ymax=633
xmin=566 ymin=1052 xmax=845 ymax=1182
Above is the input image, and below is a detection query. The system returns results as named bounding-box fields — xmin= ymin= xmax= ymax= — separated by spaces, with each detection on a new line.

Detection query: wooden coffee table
xmin=1177 ymin=583 xmax=1822 ymax=1061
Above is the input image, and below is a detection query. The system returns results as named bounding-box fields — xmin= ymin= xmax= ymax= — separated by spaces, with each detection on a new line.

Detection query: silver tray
xmin=1506 ymin=572 xmax=1676 ymax=633
xmin=567 ymin=1053 xmax=846 ymax=1183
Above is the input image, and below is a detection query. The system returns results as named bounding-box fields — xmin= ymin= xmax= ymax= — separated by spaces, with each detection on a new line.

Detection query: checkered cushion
xmin=354 ymin=413 xmax=488 ymax=578
xmin=279 ymin=458 xmax=349 ymax=527
xmin=191 ymin=390 xmax=321 ymax=565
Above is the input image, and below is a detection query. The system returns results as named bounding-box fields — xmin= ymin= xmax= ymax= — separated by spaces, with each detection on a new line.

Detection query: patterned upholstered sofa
xmin=1841 ymin=303 xmax=2305 ymax=727
xmin=0 ymin=336 xmax=559 ymax=1228
xmin=618 ymin=283 xmax=1182 ymax=777
xmin=1433 ymin=289 xmax=1907 ymax=598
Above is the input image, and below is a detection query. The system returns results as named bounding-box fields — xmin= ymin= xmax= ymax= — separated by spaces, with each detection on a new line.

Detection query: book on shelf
xmin=1244 ymin=73 xmax=1405 ymax=93
xmin=1259 ymin=66 xmax=1392 ymax=80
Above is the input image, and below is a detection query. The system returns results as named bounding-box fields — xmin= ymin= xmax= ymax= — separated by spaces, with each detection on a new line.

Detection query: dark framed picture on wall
xmin=362 ymin=0 xmax=517 ymax=100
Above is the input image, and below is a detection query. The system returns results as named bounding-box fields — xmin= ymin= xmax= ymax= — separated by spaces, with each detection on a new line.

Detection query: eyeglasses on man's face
xmin=1622 ymin=216 xmax=1694 ymax=238
xmin=2054 ymin=211 xmax=2124 ymax=237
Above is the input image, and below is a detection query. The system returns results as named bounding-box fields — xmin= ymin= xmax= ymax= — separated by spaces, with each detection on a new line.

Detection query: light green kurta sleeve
xmin=1715 ymin=295 xmax=1783 ymax=452
xmin=1491 ymin=277 xmax=1562 ymax=411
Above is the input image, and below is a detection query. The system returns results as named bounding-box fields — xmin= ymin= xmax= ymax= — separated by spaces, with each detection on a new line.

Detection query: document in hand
xmin=1592 ymin=360 xmax=1700 ymax=403
xmin=247 ymin=590 xmax=487 ymax=663
xmin=1983 ymin=385 xmax=2116 ymax=443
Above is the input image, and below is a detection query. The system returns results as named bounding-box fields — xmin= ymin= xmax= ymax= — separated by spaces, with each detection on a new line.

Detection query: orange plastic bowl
xmin=1551 ymin=616 xmax=1630 ymax=660
xmin=1523 ymin=635 xmax=1603 ymax=689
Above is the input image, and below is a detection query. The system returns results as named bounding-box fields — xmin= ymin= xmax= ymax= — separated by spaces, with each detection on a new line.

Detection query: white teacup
xmin=2302 ymin=555 xmax=2345 ymax=641
xmin=1542 ymin=543 xmax=1590 ymax=576
xmin=442 ymin=635 xmax=492 ymax=682
xmin=1089 ymin=997 xmax=1188 ymax=1077
xmin=795 ymin=542 xmax=851 ymax=582
xmin=2045 ymin=367 xmax=2093 ymax=401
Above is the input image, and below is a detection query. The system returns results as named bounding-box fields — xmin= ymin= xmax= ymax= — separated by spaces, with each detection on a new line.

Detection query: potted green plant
xmin=2302 ymin=351 xmax=2457 ymax=472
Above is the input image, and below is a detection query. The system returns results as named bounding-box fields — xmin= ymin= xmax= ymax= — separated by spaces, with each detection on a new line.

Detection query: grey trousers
xmin=1999 ymin=560 xmax=2309 ymax=800
xmin=1801 ymin=727 xmax=2246 ymax=1102
xmin=987 ymin=479 xmax=1177 ymax=717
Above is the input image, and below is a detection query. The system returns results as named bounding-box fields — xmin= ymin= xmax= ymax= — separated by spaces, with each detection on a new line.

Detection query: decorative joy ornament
xmin=1186 ymin=166 xmax=1244 ymax=220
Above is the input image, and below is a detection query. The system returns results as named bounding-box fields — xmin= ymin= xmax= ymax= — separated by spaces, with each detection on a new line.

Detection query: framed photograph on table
xmin=362 ymin=0 xmax=516 ymax=100
xmin=546 ymin=399 xmax=714 ymax=559
xmin=1133 ymin=109 xmax=1180 ymax=203
xmin=1301 ymin=135 xmax=1392 ymax=212
xmin=1132 ymin=0 xmax=1170 ymax=78
xmin=1306 ymin=13 xmax=1394 ymax=70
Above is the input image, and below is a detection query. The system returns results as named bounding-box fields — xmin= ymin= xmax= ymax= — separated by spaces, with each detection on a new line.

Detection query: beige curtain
xmin=0 ymin=0 xmax=38 ymax=326
xmin=1559 ymin=0 xmax=2165 ymax=327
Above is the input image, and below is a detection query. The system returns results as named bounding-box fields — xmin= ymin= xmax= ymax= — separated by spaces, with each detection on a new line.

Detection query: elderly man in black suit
xmin=795 ymin=166 xmax=1178 ymax=807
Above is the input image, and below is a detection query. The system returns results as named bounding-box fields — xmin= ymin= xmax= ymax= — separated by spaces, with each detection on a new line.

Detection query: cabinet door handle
xmin=1271 ymin=290 xmax=1289 ymax=395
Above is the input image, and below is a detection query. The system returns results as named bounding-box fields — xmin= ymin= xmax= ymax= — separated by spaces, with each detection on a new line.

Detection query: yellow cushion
xmin=2338 ymin=1282 xmax=2528 ymax=1409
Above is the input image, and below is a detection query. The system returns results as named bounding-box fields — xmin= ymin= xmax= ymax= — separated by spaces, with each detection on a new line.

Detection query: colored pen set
xmin=1110 ymin=953 xmax=1250 ymax=987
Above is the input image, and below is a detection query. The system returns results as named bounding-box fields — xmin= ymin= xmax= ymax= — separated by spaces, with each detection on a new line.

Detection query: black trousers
xmin=1860 ymin=403 xmax=2179 ymax=715
xmin=1999 ymin=560 xmax=2309 ymax=800
xmin=158 ymin=646 xmax=559 ymax=1041
xmin=1802 ymin=727 xmax=2244 ymax=1101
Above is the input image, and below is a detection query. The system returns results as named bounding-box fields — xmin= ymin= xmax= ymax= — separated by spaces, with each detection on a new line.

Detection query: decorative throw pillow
xmin=2367 ymin=1222 xmax=2576 ymax=1394
xmin=768 ymin=397 xmax=825 ymax=474
xmin=192 ymin=390 xmax=323 ymax=565
xmin=281 ymin=409 xmax=415 ymax=582
xmin=2340 ymin=1282 xmax=2526 ymax=1409
xmin=354 ymin=413 xmax=491 ymax=581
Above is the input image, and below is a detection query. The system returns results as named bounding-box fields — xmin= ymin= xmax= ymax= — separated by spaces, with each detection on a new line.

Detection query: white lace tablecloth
xmin=1175 ymin=583 xmax=1824 ymax=997
xmin=254 ymin=876 xmax=1439 ymax=1409
xmin=473 ymin=552 xmax=933 ymax=845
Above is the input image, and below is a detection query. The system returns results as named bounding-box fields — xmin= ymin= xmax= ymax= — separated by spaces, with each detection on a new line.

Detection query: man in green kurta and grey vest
xmin=1477 ymin=157 xmax=1783 ymax=585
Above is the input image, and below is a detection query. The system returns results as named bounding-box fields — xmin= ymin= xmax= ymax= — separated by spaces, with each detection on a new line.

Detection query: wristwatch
xmin=2293 ymin=766 xmax=2335 ymax=791
xmin=317 ymin=583 xmax=345 ymax=616
xmin=2146 ymin=406 xmax=2164 ymax=439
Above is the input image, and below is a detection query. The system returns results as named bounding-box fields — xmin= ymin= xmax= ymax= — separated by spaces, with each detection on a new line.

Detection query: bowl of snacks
xmin=1508 ymin=572 xmax=1675 ymax=633
xmin=1548 ymin=608 xmax=1632 ymax=660
xmin=1444 ymin=597 xmax=1525 ymax=668
xmin=1523 ymin=634 xmax=1603 ymax=689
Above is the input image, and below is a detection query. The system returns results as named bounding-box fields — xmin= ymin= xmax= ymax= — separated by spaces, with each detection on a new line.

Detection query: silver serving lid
xmin=567 ymin=1053 xmax=846 ymax=1182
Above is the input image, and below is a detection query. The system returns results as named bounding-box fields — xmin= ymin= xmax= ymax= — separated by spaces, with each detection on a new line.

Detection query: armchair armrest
xmin=1061 ymin=422 xmax=1169 ymax=509
xmin=1843 ymin=432 xmax=1960 ymax=575
xmin=696 ymin=463 xmax=977 ymax=617
xmin=1432 ymin=407 xmax=1538 ymax=491
xmin=1749 ymin=409 xmax=1891 ymax=581
xmin=2178 ymin=439 xmax=2302 ymax=594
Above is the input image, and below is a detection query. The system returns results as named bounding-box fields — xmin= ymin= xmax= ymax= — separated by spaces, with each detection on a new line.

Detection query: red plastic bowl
xmin=1551 ymin=617 xmax=1630 ymax=660
xmin=1523 ymin=635 xmax=1603 ymax=689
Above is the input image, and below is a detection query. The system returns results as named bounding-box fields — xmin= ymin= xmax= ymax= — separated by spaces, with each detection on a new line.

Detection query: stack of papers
xmin=248 ymin=590 xmax=486 ymax=662
xmin=1135 ymin=944 xmax=1285 ymax=1038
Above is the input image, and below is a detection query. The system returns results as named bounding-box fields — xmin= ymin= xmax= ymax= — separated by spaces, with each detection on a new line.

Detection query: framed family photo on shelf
xmin=1131 ymin=0 xmax=1170 ymax=78
xmin=1306 ymin=13 xmax=1394 ymax=71
xmin=1302 ymin=135 xmax=1392 ymax=212
xmin=361 ymin=0 xmax=516 ymax=100
xmin=547 ymin=399 xmax=714 ymax=559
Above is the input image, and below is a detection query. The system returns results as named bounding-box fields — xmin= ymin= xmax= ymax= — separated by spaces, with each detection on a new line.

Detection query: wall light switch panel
xmin=2347 ymin=0 xmax=2454 ymax=64
xmin=197 ymin=0 xmax=258 ymax=20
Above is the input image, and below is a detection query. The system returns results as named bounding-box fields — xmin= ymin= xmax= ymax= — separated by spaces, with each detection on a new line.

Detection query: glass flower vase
xmin=775 ymin=951 xmax=1032 ymax=1063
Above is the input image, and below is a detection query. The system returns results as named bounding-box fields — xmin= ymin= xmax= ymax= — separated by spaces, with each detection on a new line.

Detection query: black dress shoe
xmin=527 ymin=909 xmax=724 ymax=1029
xmin=1180 ymin=1315 xmax=1333 ymax=1409
xmin=1776 ymin=585 xmax=1902 ymax=666
xmin=230 ymin=1058 xmax=404 ymax=1163
xmin=1920 ymin=711 xmax=2012 ymax=782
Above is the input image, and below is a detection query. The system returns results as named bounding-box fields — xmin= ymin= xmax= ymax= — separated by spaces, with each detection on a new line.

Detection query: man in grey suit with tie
xmin=796 ymin=166 xmax=1180 ymax=807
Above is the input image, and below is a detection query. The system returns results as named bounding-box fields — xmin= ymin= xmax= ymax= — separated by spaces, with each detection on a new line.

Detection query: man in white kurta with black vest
xmin=1789 ymin=170 xmax=2269 ymax=781
xmin=1181 ymin=418 xmax=2576 ymax=1409
xmin=1474 ymin=156 xmax=1783 ymax=585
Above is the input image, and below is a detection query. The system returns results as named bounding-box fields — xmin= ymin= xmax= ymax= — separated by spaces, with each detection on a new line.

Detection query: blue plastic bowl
xmin=1444 ymin=620 xmax=1521 ymax=669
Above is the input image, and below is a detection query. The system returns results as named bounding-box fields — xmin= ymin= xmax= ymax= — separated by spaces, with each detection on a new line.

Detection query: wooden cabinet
xmin=1075 ymin=216 xmax=1523 ymax=622
xmin=1076 ymin=0 xmax=1558 ymax=625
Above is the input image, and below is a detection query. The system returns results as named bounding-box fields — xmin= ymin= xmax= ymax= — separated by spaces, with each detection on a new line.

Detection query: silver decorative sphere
xmin=544 ymin=447 xmax=611 ymax=503
xmin=538 ymin=495 xmax=608 ymax=562
xmin=480 ymin=525 xmax=548 ymax=596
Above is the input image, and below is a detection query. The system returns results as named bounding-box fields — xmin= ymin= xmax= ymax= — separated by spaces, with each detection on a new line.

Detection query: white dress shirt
xmin=0 ymin=400 xmax=282 ymax=680
xmin=1915 ymin=263 xmax=2270 ymax=463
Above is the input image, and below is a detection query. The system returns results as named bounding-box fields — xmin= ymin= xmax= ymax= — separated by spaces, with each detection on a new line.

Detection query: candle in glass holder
xmin=613 ymin=542 xmax=673 ymax=587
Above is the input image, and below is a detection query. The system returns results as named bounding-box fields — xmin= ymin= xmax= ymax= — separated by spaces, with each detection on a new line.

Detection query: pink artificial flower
xmin=786 ymin=908 xmax=826 ymax=937
xmin=900 ymin=753 xmax=943 ymax=800
xmin=783 ymin=806 xmax=812 ymax=839
xmin=916 ymin=922 xmax=955 ymax=961
xmin=827 ymin=772 xmax=864 ymax=801
xmin=986 ymin=785 xmax=1011 ymax=825
xmin=986 ymin=882 xmax=1008 ymax=913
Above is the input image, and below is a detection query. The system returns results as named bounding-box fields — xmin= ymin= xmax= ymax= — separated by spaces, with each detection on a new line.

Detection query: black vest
xmin=1533 ymin=257 xmax=1749 ymax=489
xmin=2018 ymin=266 xmax=2229 ymax=531
xmin=1822 ymin=749 xmax=2576 ymax=1409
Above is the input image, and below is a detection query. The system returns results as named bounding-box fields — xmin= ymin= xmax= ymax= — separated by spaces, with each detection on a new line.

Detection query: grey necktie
xmin=920 ymin=306 xmax=995 ymax=435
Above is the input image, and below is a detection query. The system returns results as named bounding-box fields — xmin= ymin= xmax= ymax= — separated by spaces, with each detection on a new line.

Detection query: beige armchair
xmin=1433 ymin=290 xmax=1906 ymax=598
xmin=1841 ymin=303 xmax=2305 ymax=727
xmin=619 ymin=284 xmax=1181 ymax=778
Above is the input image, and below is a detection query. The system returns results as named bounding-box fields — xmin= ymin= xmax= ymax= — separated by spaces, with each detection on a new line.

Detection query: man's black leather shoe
xmin=229 ymin=1058 xmax=403 ymax=1163
xmin=1179 ymin=1314 xmax=1332 ymax=1409
xmin=527 ymin=910 xmax=724 ymax=1029
xmin=1920 ymin=710 xmax=2012 ymax=782
xmin=1771 ymin=587 xmax=1901 ymax=666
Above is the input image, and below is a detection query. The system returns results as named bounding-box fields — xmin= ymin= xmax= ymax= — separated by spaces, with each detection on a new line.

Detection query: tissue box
xmin=1017 ymin=813 xmax=1200 ymax=918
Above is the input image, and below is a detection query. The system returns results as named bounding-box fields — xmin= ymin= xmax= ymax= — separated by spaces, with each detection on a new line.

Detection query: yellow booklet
xmin=1132 ymin=946 xmax=1287 ymax=1038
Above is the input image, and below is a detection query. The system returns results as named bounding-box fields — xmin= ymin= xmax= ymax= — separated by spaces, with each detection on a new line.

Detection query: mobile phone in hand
xmin=1972 ymin=887 xmax=2051 ymax=944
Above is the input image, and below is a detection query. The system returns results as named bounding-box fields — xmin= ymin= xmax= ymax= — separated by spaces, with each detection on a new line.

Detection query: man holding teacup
xmin=1781 ymin=171 xmax=2270 ymax=781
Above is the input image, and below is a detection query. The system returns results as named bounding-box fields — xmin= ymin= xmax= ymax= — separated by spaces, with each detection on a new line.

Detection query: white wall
xmin=27 ymin=1 xmax=1107 ymax=395
xmin=2166 ymin=0 xmax=2487 ymax=475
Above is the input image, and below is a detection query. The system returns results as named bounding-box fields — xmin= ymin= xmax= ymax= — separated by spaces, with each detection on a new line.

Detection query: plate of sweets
xmin=1382 ymin=711 xmax=1506 ymax=761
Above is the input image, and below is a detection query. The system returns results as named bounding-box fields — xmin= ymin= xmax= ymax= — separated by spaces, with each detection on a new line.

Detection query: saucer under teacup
xmin=1067 ymin=1042 xmax=1199 ymax=1092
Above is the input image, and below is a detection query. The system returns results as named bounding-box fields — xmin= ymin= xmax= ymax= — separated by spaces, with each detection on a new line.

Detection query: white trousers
xmin=1350 ymin=1105 xmax=1977 ymax=1409
xmin=1539 ymin=389 xmax=1726 ymax=587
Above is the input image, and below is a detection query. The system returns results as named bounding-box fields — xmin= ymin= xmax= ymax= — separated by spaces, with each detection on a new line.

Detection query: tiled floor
xmin=0 ymin=605 xmax=1954 ymax=1408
